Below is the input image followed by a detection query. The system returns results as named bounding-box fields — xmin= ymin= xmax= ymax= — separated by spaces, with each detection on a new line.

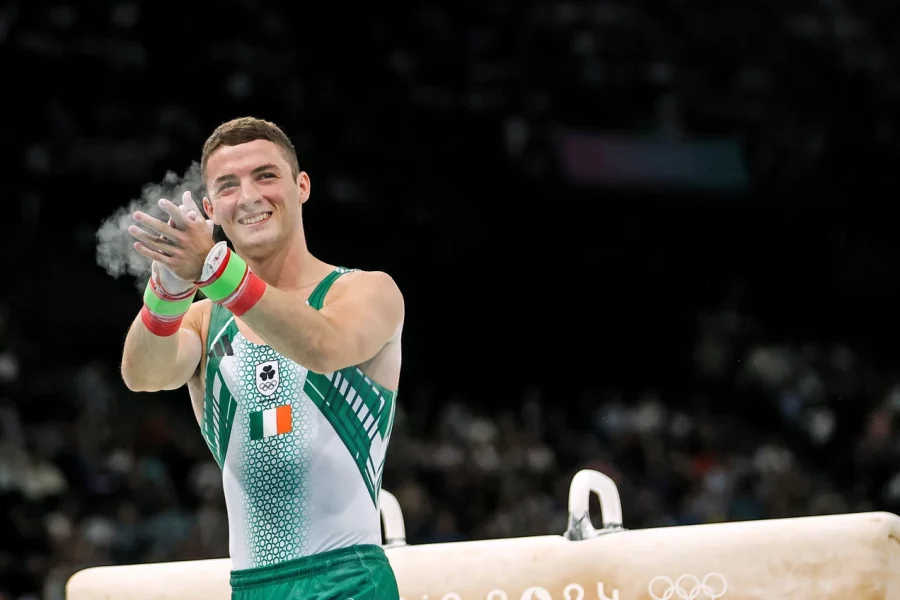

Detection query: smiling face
xmin=202 ymin=139 xmax=311 ymax=258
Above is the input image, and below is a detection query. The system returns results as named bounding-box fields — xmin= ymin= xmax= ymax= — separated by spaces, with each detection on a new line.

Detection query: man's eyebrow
xmin=213 ymin=164 xmax=280 ymax=187
xmin=251 ymin=163 xmax=279 ymax=174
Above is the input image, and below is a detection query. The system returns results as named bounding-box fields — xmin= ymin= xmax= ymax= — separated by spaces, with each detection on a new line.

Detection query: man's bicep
xmin=320 ymin=272 xmax=404 ymax=364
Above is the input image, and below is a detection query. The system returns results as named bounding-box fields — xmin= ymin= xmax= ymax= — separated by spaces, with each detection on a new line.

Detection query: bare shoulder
xmin=326 ymin=270 xmax=404 ymax=307
xmin=323 ymin=270 xmax=405 ymax=339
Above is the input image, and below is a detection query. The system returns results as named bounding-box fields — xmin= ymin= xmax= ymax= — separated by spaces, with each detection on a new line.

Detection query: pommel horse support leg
xmin=67 ymin=471 xmax=900 ymax=600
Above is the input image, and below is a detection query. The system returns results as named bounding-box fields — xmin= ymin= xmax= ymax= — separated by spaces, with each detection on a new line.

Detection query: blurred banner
xmin=558 ymin=131 xmax=749 ymax=192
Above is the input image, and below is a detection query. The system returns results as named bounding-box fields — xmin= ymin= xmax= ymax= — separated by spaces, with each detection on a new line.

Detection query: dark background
xmin=2 ymin=1 xmax=900 ymax=598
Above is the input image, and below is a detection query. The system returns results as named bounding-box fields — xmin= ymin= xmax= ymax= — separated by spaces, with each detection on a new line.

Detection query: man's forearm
xmin=194 ymin=244 xmax=397 ymax=374
xmin=238 ymin=286 xmax=340 ymax=373
xmin=121 ymin=315 xmax=182 ymax=391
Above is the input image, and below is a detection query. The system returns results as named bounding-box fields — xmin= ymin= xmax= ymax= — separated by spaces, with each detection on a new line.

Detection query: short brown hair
xmin=201 ymin=117 xmax=300 ymax=182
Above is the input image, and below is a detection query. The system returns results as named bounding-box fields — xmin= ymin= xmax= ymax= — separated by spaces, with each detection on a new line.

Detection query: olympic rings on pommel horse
xmin=66 ymin=469 xmax=900 ymax=600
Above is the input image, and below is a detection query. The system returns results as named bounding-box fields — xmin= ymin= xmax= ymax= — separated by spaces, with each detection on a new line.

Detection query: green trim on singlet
xmin=300 ymin=267 xmax=397 ymax=505
xmin=306 ymin=267 xmax=353 ymax=310
xmin=202 ymin=301 xmax=239 ymax=467
xmin=303 ymin=367 xmax=396 ymax=506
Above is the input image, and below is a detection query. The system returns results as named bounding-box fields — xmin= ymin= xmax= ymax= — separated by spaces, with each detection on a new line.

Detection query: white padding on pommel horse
xmin=67 ymin=511 xmax=900 ymax=600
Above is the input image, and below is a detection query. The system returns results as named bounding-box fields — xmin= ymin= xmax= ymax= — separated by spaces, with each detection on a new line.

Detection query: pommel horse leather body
xmin=66 ymin=511 xmax=900 ymax=600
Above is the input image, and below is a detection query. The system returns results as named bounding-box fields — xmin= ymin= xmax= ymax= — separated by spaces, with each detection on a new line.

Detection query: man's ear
xmin=297 ymin=171 xmax=311 ymax=205
xmin=202 ymin=196 xmax=219 ymax=225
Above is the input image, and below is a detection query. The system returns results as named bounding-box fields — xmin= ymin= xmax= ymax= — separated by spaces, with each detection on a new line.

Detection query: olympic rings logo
xmin=257 ymin=380 xmax=278 ymax=391
xmin=648 ymin=573 xmax=727 ymax=600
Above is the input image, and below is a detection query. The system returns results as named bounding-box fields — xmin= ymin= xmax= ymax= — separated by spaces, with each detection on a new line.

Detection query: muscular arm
xmin=238 ymin=270 xmax=403 ymax=374
xmin=121 ymin=300 xmax=206 ymax=392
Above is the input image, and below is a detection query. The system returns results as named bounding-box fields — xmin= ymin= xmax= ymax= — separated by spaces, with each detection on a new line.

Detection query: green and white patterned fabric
xmin=201 ymin=268 xmax=397 ymax=569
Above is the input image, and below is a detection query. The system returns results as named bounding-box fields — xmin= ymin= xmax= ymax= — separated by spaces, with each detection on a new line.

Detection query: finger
xmin=163 ymin=217 xmax=182 ymax=244
xmin=181 ymin=191 xmax=202 ymax=215
xmin=177 ymin=206 xmax=200 ymax=222
xmin=158 ymin=198 xmax=191 ymax=230
xmin=133 ymin=242 xmax=175 ymax=263
xmin=133 ymin=211 xmax=174 ymax=236
xmin=128 ymin=225 xmax=176 ymax=256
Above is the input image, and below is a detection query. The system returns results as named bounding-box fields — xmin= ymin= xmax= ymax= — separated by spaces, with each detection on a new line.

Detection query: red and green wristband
xmin=195 ymin=242 xmax=266 ymax=316
xmin=141 ymin=277 xmax=197 ymax=337
xmin=140 ymin=243 xmax=265 ymax=336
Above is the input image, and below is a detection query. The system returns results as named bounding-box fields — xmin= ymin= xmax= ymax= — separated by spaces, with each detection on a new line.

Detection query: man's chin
xmin=231 ymin=232 xmax=279 ymax=258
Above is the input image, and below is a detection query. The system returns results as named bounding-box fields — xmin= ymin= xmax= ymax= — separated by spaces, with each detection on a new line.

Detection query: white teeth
xmin=241 ymin=212 xmax=271 ymax=225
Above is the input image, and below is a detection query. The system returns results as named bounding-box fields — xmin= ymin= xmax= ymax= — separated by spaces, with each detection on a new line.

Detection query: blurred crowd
xmin=2 ymin=296 xmax=899 ymax=600
xmin=8 ymin=0 xmax=900 ymax=232
xmin=4 ymin=0 xmax=900 ymax=599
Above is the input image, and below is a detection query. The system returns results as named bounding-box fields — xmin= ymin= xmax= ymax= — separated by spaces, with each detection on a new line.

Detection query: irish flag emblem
xmin=250 ymin=405 xmax=293 ymax=440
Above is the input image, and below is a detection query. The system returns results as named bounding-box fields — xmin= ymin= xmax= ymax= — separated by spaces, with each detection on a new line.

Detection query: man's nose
xmin=237 ymin=183 xmax=262 ymax=208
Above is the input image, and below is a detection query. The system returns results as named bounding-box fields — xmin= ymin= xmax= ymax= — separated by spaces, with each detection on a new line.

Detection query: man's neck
xmin=240 ymin=234 xmax=326 ymax=292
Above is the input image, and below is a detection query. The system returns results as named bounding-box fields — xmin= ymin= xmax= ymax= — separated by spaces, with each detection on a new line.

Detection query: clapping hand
xmin=129 ymin=191 xmax=216 ymax=291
